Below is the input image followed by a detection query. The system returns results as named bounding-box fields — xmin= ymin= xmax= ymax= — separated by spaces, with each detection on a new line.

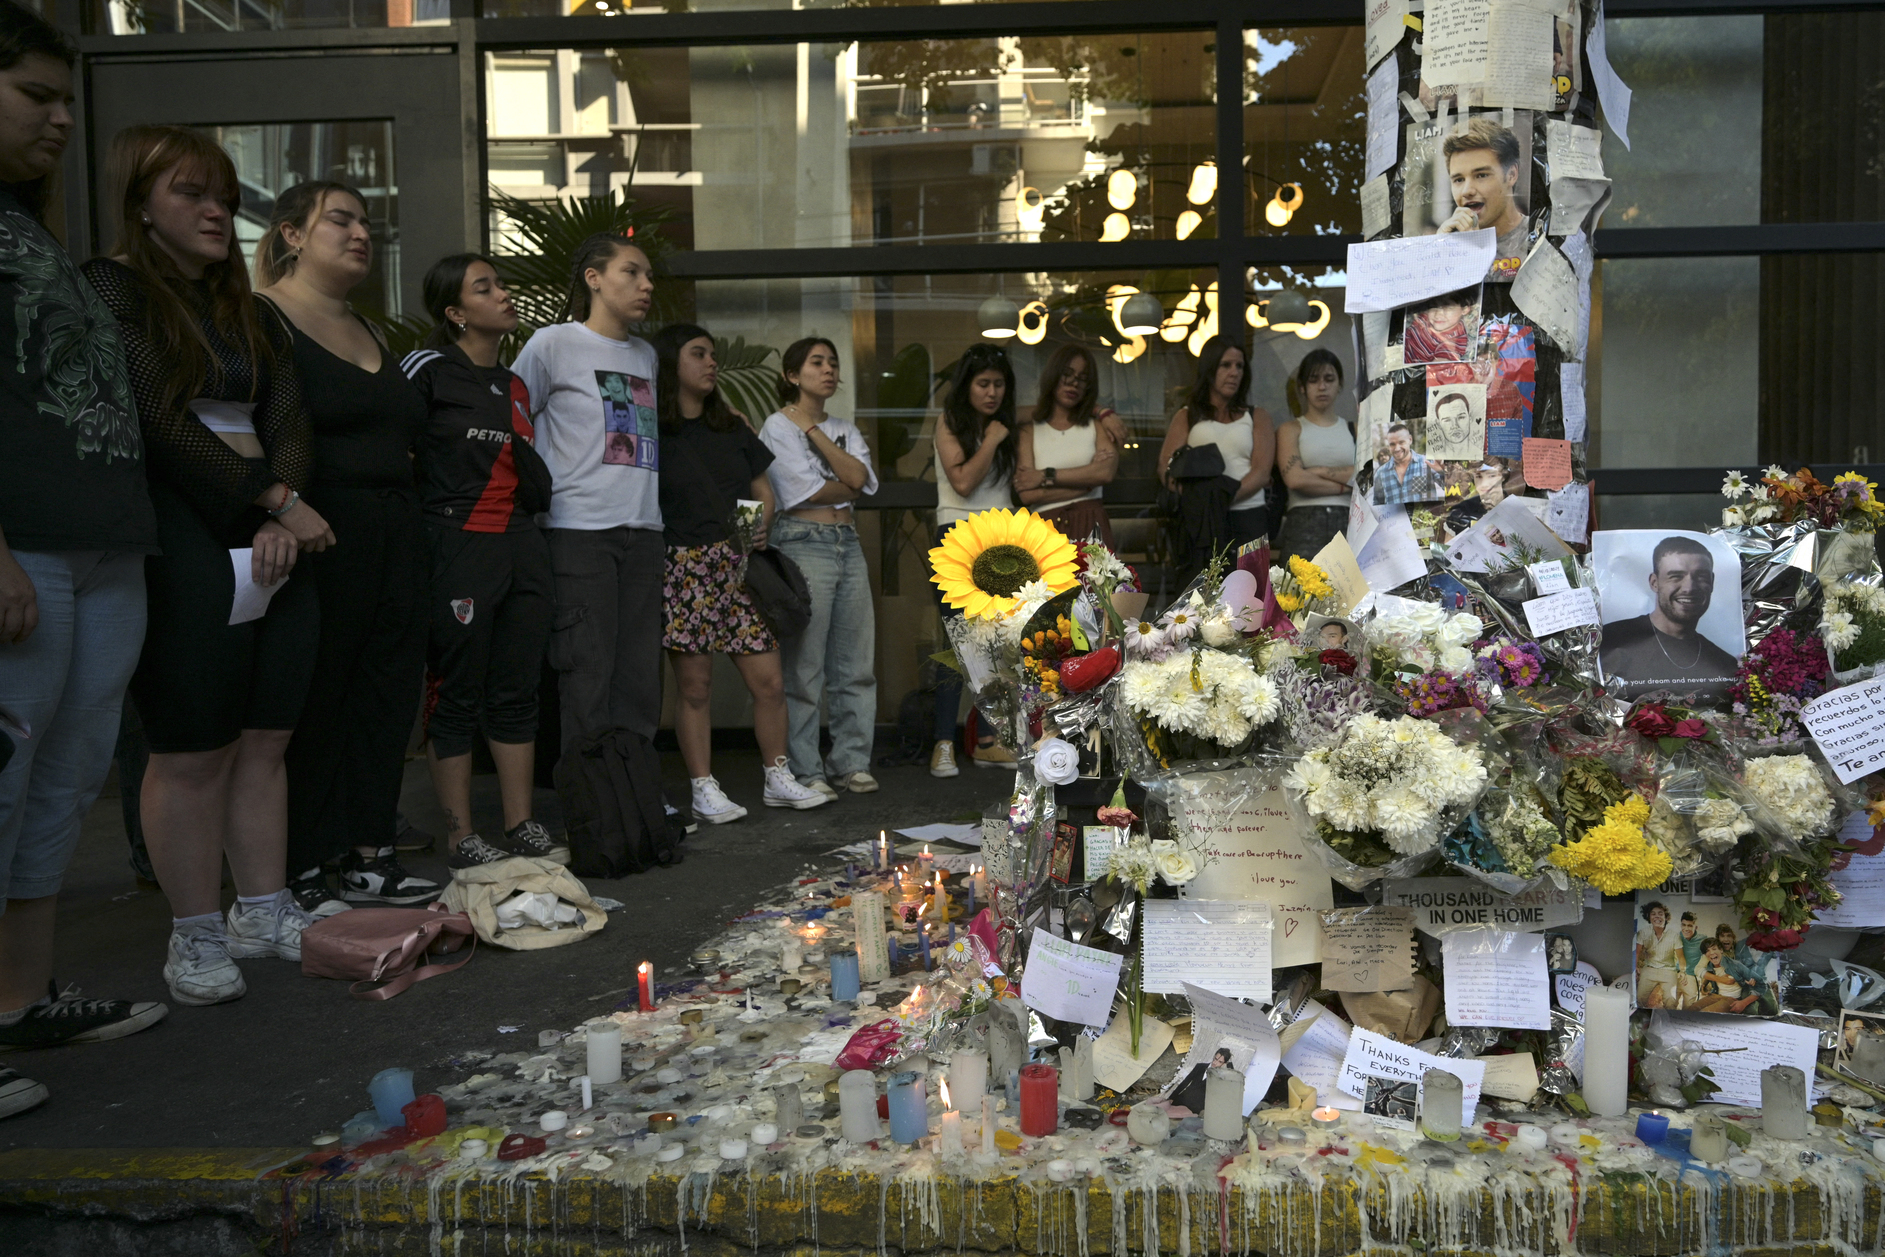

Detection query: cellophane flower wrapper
xmin=942 ymin=610 xmax=1026 ymax=754
xmin=1444 ymin=715 xmax=1571 ymax=894
xmin=985 ymin=765 xmax=1056 ymax=974
xmin=1718 ymin=519 xmax=1882 ymax=655
xmin=1448 ymin=551 xmax=1605 ymax=698
xmin=1644 ymin=755 xmax=1792 ymax=878
xmin=1734 ymin=743 xmax=1854 ymax=844
xmin=1822 ymin=575 xmax=1885 ymax=684
xmin=1139 ymin=758 xmax=1289 ymax=891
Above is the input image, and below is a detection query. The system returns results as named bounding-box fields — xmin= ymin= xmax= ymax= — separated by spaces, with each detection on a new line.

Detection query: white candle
xmin=981 ymin=1095 xmax=997 ymax=1156
xmin=1690 ymin=1112 xmax=1729 ymax=1163
xmin=949 ymin=1050 xmax=987 ymax=1112
xmin=1581 ymin=986 xmax=1630 ymax=1117
xmin=1070 ymin=1037 xmax=1095 ymax=1102
xmin=972 ymin=863 xmax=989 ymax=904
xmin=1202 ymin=1066 xmax=1245 ymax=1141
xmin=1762 ymin=1065 xmax=1809 ymax=1140
xmin=579 ymin=1075 xmax=593 ymax=1111
xmin=586 ymin=1020 xmax=622 ymax=1086
xmin=839 ymin=1069 xmax=881 ymax=1142
xmin=750 ymin=1122 xmax=778 ymax=1146
xmin=940 ymin=1109 xmax=962 ymax=1154
xmin=1512 ymin=1124 xmax=1549 ymax=1152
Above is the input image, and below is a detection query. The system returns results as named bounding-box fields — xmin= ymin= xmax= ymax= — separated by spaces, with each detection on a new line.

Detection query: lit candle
xmin=1019 ymin=1063 xmax=1059 ymax=1136
xmin=981 ymin=1095 xmax=997 ymax=1156
xmin=932 ymin=872 xmax=948 ymax=922
xmin=1762 ymin=1065 xmax=1809 ymax=1140
xmin=1580 ymin=986 xmax=1630 ymax=1117
xmin=852 ymin=891 xmax=890 ymax=982
xmin=973 ymin=863 xmax=989 ymax=905
xmin=877 ymin=831 xmax=887 ymax=870
xmin=1419 ymin=1068 xmax=1464 ymax=1142
xmin=940 ymin=1107 xmax=962 ymax=1154
xmin=920 ymin=844 xmax=934 ymax=872
xmin=1310 ymin=1106 xmax=1341 ymax=1132
xmin=949 ymin=1050 xmax=987 ymax=1112
xmin=638 ymin=961 xmax=656 ymax=1012
xmin=887 ymin=1070 xmax=927 ymax=1144
xmin=1512 ymin=1124 xmax=1549 ymax=1153
xmin=1689 ymin=1111 xmax=1729 ymax=1163
xmin=838 ymin=1069 xmax=880 ymax=1142
xmin=1635 ymin=1110 xmax=1669 ymax=1144
xmin=586 ymin=1020 xmax=622 ymax=1085
xmin=829 ymin=949 xmax=861 ymax=1000
xmin=1202 ymin=1065 xmax=1245 ymax=1141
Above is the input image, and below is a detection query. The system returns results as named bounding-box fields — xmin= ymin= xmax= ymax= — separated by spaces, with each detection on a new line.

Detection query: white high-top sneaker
xmin=691 ymin=775 xmax=749 ymax=825
xmin=763 ymin=759 xmax=830 ymax=810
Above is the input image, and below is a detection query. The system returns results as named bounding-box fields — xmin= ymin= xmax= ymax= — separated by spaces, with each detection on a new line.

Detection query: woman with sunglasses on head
xmin=759 ymin=338 xmax=880 ymax=799
xmin=1015 ymin=343 xmax=1120 ymax=549
xmin=401 ymin=254 xmax=560 ymax=873
xmin=1156 ymin=335 xmax=1273 ymax=578
xmin=929 ymin=343 xmax=1018 ymax=774
xmin=253 ymin=181 xmax=438 ymax=916
xmin=652 ymin=325 xmax=826 ymax=823
xmin=83 ymin=125 xmax=332 ymax=1006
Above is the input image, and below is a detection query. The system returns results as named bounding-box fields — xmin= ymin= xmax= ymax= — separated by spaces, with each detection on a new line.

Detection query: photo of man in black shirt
xmin=1597 ymin=534 xmax=1743 ymax=703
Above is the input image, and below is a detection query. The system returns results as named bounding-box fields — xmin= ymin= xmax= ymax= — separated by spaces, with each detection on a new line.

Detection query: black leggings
xmin=285 ymin=485 xmax=426 ymax=872
xmin=132 ymin=480 xmax=320 ymax=754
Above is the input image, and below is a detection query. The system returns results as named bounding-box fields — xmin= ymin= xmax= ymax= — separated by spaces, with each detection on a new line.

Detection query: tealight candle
xmin=656 ymin=1143 xmax=686 ymax=1163
xmin=459 ymin=1138 xmax=487 ymax=1160
xmin=1127 ymin=1103 xmax=1171 ymax=1147
xmin=1274 ymin=1126 xmax=1307 ymax=1148
xmin=1549 ymin=1122 xmax=1581 ymax=1146
xmin=719 ymin=1139 xmax=748 ymax=1160
xmin=540 ymin=1110 xmax=568 ymax=1133
xmin=750 ymin=1122 xmax=778 ymax=1146
xmin=1727 ymin=1155 xmax=1763 ymax=1180
xmin=1635 ymin=1110 xmax=1670 ymax=1144
xmin=1690 ymin=1112 xmax=1729 ymax=1163
xmin=649 ymin=1112 xmax=678 ymax=1132
xmin=1046 ymin=1158 xmax=1075 ymax=1182
xmin=1311 ymin=1106 xmax=1342 ymax=1131
xmin=1512 ymin=1125 xmax=1549 ymax=1152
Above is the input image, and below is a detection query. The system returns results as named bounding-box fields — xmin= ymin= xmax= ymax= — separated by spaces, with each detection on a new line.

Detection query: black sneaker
xmin=394 ymin=818 xmax=437 ymax=853
xmin=446 ymin=834 xmax=513 ymax=873
xmin=0 ymin=982 xmax=168 ymax=1052
xmin=0 ymin=1066 xmax=47 ymax=1119
xmin=339 ymin=847 xmax=442 ymax=905
xmin=500 ymin=819 xmax=570 ymax=865
xmin=289 ymin=867 xmax=351 ymax=919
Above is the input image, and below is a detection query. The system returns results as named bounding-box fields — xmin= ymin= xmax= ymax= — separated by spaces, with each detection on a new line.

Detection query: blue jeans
xmin=0 ymin=551 xmax=146 ymax=907
xmin=770 ymin=517 xmax=876 ymax=780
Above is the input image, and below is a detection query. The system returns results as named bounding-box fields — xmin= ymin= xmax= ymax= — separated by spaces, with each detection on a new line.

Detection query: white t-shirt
xmin=760 ymin=411 xmax=879 ymax=512
xmin=510 ymin=322 xmax=662 ymax=531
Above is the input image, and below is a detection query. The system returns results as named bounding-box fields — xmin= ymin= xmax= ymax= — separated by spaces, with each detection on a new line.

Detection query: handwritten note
xmin=228 ymin=550 xmax=286 ymax=625
xmin=1521 ymin=437 xmax=1574 ymax=490
xmin=1345 ymin=229 xmax=1498 ymax=314
xmin=1447 ymin=495 xmax=1572 ymax=573
xmin=1819 ymin=812 xmax=1885 ymax=927
xmin=1546 ymin=480 xmax=1590 ymax=543
xmin=1384 ymin=875 xmax=1583 ymax=934
xmin=1175 ymin=777 xmax=1333 ymax=967
xmin=1586 ymin=0 xmax=1633 ymax=148
xmin=1365 ymin=0 xmax=1408 ymax=68
xmin=1512 ymin=238 xmax=1580 ymax=350
xmin=1441 ymin=929 xmax=1551 ymax=1029
xmin=1180 ymin=983 xmax=1282 ymax=1114
xmin=1482 ymin=0 xmax=1555 ymax=109
xmin=1647 ymin=1010 xmax=1819 ymax=1106
xmin=1804 ymin=675 xmax=1885 ymax=783
xmin=1082 ymin=826 xmax=1116 ymax=881
xmin=1528 ymin=559 xmax=1572 ymax=595
xmin=1356 ymin=504 xmax=1429 ymax=595
xmin=1366 ymin=58 xmax=1401 ymax=182
xmin=1090 ymin=1010 xmax=1176 ymax=1092
xmin=1546 ymin=119 xmax=1606 ymax=183
xmin=1554 ymin=962 xmax=1603 ymax=1013
xmin=1309 ymin=532 xmax=1370 ymax=614
xmin=1320 ymin=907 xmax=1417 ymax=992
xmin=1422 ymin=0 xmax=1491 ymax=88
xmin=1281 ymin=1001 xmax=1364 ymax=1109
xmin=1473 ymin=1051 xmax=1541 ymax=1100
xmin=1142 ymin=900 xmax=1273 ymax=1003
xmin=1361 ymin=173 xmax=1392 ymax=239
xmin=1339 ymin=1027 xmax=1487 ymax=1113
xmin=1523 ymin=587 xmax=1600 ymax=637
xmin=1020 ymin=928 xmax=1125 ymax=1028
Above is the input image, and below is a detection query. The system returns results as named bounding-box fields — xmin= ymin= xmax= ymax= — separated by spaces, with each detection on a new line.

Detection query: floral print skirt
xmin=662 ymin=540 xmax=777 ymax=655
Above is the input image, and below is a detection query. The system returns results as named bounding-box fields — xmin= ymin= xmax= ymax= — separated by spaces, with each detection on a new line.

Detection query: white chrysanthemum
xmin=1746 ymin=754 xmax=1836 ymax=838
xmin=1285 ymin=755 xmax=1332 ymax=794
xmin=1825 ymin=610 xmax=1860 ymax=652
xmin=1235 ymin=673 xmax=1279 ymax=724
xmin=1014 ymin=579 xmax=1055 ymax=605
xmin=1317 ymin=779 xmax=1371 ymax=830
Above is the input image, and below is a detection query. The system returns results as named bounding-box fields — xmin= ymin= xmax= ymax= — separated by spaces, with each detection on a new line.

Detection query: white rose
xmin=1439 ymin=645 xmax=1474 ymax=675
xmin=1033 ymin=737 xmax=1081 ymax=785
xmin=1200 ymin=615 xmax=1238 ymax=647
xmin=1149 ymin=839 xmax=1199 ymax=885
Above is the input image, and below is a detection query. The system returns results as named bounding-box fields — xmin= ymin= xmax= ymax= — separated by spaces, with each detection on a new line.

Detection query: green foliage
xmin=713 ymin=335 xmax=781 ymax=425
xmin=486 ymin=185 xmax=682 ymax=335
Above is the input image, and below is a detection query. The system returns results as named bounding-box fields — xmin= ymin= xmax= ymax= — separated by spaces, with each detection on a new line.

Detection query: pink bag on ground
xmin=834 ymin=1019 xmax=904 ymax=1071
xmin=300 ymin=902 xmax=476 ymax=1001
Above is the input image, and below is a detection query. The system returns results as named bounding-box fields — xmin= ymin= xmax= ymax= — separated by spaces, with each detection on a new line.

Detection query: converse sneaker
xmin=163 ymin=924 xmax=245 ymax=1006
xmin=288 ymin=868 xmax=350 ymax=919
xmin=500 ymin=818 xmax=570 ymax=865
xmin=839 ymin=771 xmax=880 ymax=794
xmin=691 ymin=776 xmax=748 ymax=825
xmin=0 ymin=1067 xmax=48 ymax=1120
xmin=225 ymin=890 xmax=316 ymax=962
xmin=763 ymin=760 xmax=830 ymax=810
xmin=929 ymin=741 xmax=960 ymax=778
xmin=801 ymin=778 xmax=840 ymax=800
xmin=340 ymin=848 xmax=442 ymax=905
xmin=447 ymin=834 xmax=512 ymax=871
xmin=0 ymin=982 xmax=167 ymax=1051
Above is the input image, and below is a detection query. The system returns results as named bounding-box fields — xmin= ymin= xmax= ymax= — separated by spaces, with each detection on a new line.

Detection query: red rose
xmin=1672 ymin=718 xmax=1709 ymax=740
xmin=1750 ymin=908 xmax=1780 ymax=928
xmin=1320 ymin=649 xmax=1359 ymax=677
xmin=1627 ymin=706 xmax=1676 ymax=738
xmin=1059 ymin=644 xmax=1121 ymax=693
xmin=1747 ymin=928 xmax=1805 ymax=952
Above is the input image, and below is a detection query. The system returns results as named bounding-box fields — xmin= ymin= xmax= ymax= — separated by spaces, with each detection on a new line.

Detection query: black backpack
xmin=554 ymin=729 xmax=684 ymax=878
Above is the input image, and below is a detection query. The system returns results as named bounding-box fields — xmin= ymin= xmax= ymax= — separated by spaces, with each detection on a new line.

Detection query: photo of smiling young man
xmin=1593 ymin=531 xmax=1746 ymax=704
xmin=1435 ymin=117 xmax=1533 ymax=281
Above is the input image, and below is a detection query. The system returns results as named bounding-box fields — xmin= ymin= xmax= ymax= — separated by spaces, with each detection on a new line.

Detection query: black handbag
xmin=743 ymin=547 xmax=813 ymax=640
xmin=1155 ymin=443 xmax=1228 ymax=519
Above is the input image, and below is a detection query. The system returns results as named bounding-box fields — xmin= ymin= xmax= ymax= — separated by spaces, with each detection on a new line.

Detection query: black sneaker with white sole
xmin=0 ymin=1066 xmax=48 ymax=1119
xmin=446 ymin=834 xmax=512 ymax=872
xmin=339 ymin=847 xmax=442 ymax=905
xmin=288 ymin=868 xmax=351 ymax=918
xmin=0 ymin=982 xmax=168 ymax=1052
xmin=501 ymin=818 xmax=571 ymax=865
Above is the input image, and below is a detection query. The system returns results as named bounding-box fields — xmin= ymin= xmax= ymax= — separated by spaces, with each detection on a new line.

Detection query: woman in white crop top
xmin=1275 ymin=349 xmax=1356 ymax=565
xmin=1155 ymin=337 xmax=1274 ymax=579
xmin=1015 ymin=344 xmax=1121 ymax=548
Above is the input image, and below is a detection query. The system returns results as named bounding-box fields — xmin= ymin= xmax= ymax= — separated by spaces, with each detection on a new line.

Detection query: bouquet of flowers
xmin=1269 ymin=554 xmax=1339 ymax=623
xmin=728 ymin=498 xmax=766 ymax=584
xmin=1729 ymin=628 xmax=1829 ymax=744
xmin=1735 ymin=835 xmax=1847 ymax=951
xmin=1283 ymin=712 xmax=1490 ymax=886
xmin=1823 ymin=581 xmax=1885 ymax=681
xmin=1271 ymin=654 xmax=1376 ymax=750
xmin=1444 ymin=764 xmax=1565 ymax=892
xmin=1366 ymin=603 xmax=1484 ymax=680
xmin=1742 ymin=750 xmax=1839 ymax=841
xmin=1547 ymin=795 xmax=1673 ymax=896
xmin=1722 ymin=466 xmax=1885 ymax=533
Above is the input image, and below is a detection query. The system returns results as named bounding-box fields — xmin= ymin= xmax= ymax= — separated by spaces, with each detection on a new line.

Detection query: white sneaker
xmin=163 ymin=925 xmax=246 ymax=1007
xmin=801 ymin=777 xmax=840 ymax=800
xmin=840 ymin=771 xmax=880 ymax=794
xmin=765 ymin=761 xmax=831 ymax=810
xmin=929 ymin=741 xmax=960 ymax=778
xmin=225 ymin=890 xmax=315 ymax=962
xmin=691 ymin=776 xmax=748 ymax=825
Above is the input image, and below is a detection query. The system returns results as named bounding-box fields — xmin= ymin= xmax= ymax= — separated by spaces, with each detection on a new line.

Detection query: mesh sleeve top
xmin=80 ymin=258 xmax=311 ymax=527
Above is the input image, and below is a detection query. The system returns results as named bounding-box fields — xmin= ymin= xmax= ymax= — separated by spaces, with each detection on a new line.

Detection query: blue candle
xmin=846 ymin=863 xmax=857 ymax=883
xmin=920 ymin=926 xmax=931 ymax=970
xmin=830 ymin=949 xmax=860 ymax=1001
xmin=368 ymin=1067 xmax=415 ymax=1126
xmin=1635 ymin=1111 xmax=1670 ymax=1144
xmin=887 ymin=1071 xmax=927 ymax=1144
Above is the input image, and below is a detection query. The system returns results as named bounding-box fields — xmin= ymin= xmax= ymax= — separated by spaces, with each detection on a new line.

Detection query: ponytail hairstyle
xmin=941 ymin=342 xmax=1018 ymax=483
xmin=106 ymin=124 xmax=271 ymax=415
xmin=560 ymin=230 xmax=636 ymax=323
xmin=419 ymin=251 xmax=503 ymax=350
xmin=776 ymin=336 xmax=840 ymax=406
xmin=1181 ymin=335 xmax=1248 ymax=432
xmin=0 ymin=2 xmax=75 ymax=220
xmin=253 ymin=179 xmax=369 ymax=289
xmin=651 ymin=322 xmax=740 ymax=436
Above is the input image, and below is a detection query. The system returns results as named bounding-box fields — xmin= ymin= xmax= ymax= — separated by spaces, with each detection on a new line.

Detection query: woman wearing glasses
xmin=1014 ymin=344 xmax=1122 ymax=548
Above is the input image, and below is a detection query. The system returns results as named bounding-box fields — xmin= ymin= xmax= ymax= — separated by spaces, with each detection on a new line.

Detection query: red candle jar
xmin=1019 ymin=1063 xmax=1059 ymax=1137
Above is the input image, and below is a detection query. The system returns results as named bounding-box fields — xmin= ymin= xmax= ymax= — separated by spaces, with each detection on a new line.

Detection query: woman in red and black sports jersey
xmin=402 ymin=254 xmax=562 ymax=872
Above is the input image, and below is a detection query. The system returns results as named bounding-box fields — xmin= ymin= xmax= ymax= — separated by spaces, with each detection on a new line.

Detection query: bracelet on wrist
xmin=267 ymin=488 xmax=300 ymax=518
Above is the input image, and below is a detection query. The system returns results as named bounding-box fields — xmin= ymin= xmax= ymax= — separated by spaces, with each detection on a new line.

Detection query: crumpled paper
xmin=495 ymin=890 xmax=582 ymax=930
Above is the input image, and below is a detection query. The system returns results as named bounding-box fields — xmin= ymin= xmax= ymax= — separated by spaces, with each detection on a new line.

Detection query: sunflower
xmin=929 ymin=508 xmax=1080 ymax=619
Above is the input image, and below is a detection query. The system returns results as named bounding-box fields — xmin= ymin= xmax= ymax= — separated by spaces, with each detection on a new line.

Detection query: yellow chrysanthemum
xmin=1547 ymin=794 xmax=1668 ymax=895
xmin=1287 ymin=555 xmax=1335 ymax=599
xmin=928 ymin=507 xmax=1080 ymax=619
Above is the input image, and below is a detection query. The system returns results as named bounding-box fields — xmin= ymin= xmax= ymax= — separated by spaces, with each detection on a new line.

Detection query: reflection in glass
xmin=484 ymin=33 xmax=1217 ymax=251
xmin=92 ymin=0 xmax=450 ymax=34
xmin=1242 ymin=28 xmax=1364 ymax=238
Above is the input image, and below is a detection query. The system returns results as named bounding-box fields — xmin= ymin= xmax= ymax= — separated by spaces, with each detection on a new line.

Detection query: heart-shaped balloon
xmin=1218 ymin=569 xmax=1263 ymax=628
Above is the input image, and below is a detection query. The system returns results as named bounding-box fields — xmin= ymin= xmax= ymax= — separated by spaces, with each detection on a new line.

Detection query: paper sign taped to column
xmin=1546 ymin=120 xmax=1606 ymax=182
xmin=1586 ymin=0 xmax=1633 ymax=148
xmin=1521 ymin=438 xmax=1574 ymax=490
xmin=1482 ymin=0 xmax=1555 ymax=110
xmin=1546 ymin=481 xmax=1590 ymax=544
xmin=1346 ymin=230 xmax=1497 ymax=313
xmin=1818 ymin=813 xmax=1885 ymax=927
xmin=1361 ymin=173 xmax=1392 ymax=239
xmin=1803 ymin=675 xmax=1885 ymax=783
xmin=1020 ymin=927 xmax=1124 ymax=1027
xmin=1142 ymin=901 xmax=1272 ymax=1003
xmin=1366 ymin=59 xmax=1401 ymax=181
xmin=1441 ymin=929 xmax=1551 ymax=1029
xmin=1512 ymin=238 xmax=1580 ymax=350
xmin=1365 ymin=0 xmax=1409 ymax=67
xmin=1422 ymin=0 xmax=1491 ymax=87
xmin=1339 ymin=1027 xmax=1486 ymax=1112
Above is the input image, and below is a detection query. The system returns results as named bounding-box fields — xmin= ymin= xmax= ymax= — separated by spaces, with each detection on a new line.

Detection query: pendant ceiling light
xmin=1264 ymin=287 xmax=1313 ymax=331
xmin=1175 ymin=210 xmax=1202 ymax=240
xmin=1098 ymin=212 xmax=1131 ymax=242
xmin=1265 ymin=183 xmax=1305 ymax=227
xmin=977 ymin=294 xmax=1021 ymax=339
xmin=1118 ymin=292 xmax=1165 ymax=336
xmin=1106 ymin=168 xmax=1138 ymax=211
xmin=1185 ymin=161 xmax=1217 ymax=206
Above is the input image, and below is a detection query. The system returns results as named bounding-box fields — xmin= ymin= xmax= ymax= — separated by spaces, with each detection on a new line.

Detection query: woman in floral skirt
xmin=651 ymin=324 xmax=827 ymax=824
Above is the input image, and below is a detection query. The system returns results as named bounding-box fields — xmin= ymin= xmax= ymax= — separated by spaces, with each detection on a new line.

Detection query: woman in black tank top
xmin=254 ymin=182 xmax=438 ymax=914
